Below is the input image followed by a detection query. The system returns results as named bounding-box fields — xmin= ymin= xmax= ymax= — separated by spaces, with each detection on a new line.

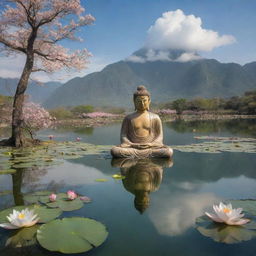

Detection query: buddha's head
xmin=133 ymin=85 xmax=151 ymax=111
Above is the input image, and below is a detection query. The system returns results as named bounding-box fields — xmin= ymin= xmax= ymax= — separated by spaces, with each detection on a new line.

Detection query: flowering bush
xmin=23 ymin=102 xmax=52 ymax=138
xmin=182 ymin=110 xmax=209 ymax=115
xmin=158 ymin=109 xmax=177 ymax=115
xmin=81 ymin=112 xmax=118 ymax=118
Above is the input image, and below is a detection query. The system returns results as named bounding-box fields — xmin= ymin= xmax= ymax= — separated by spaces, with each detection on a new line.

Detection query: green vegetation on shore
xmin=161 ymin=90 xmax=256 ymax=115
xmin=0 ymin=90 xmax=255 ymax=125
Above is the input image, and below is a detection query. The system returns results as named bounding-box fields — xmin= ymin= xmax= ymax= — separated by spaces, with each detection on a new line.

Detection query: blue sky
xmin=0 ymin=0 xmax=255 ymax=82
xmin=86 ymin=0 xmax=256 ymax=63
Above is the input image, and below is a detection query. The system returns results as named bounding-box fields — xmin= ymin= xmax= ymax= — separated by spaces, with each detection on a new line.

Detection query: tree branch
xmin=31 ymin=68 xmax=47 ymax=72
xmin=0 ymin=37 xmax=26 ymax=53
xmin=37 ymin=10 xmax=64 ymax=28
xmin=16 ymin=0 xmax=35 ymax=28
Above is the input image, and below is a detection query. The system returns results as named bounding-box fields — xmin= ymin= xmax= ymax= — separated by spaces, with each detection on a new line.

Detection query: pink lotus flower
xmin=76 ymin=137 xmax=81 ymax=141
xmin=49 ymin=193 xmax=57 ymax=202
xmin=67 ymin=190 xmax=78 ymax=200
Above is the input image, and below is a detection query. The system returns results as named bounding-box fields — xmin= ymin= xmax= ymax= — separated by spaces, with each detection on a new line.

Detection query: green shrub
xmin=48 ymin=107 xmax=73 ymax=119
xmin=71 ymin=105 xmax=94 ymax=115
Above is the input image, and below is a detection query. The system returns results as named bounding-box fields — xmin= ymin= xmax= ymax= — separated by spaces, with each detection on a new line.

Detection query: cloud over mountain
xmin=145 ymin=9 xmax=235 ymax=52
xmin=128 ymin=9 xmax=235 ymax=63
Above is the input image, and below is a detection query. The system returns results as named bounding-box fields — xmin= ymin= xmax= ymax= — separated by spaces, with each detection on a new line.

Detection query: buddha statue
xmin=111 ymin=85 xmax=173 ymax=158
xmin=111 ymin=158 xmax=173 ymax=213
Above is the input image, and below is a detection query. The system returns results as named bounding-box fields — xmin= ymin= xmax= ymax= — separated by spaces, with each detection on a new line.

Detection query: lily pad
xmin=32 ymin=205 xmax=63 ymax=223
xmin=46 ymin=197 xmax=84 ymax=212
xmin=24 ymin=191 xmax=89 ymax=211
xmin=0 ymin=169 xmax=16 ymax=174
xmin=37 ymin=217 xmax=108 ymax=254
xmin=23 ymin=191 xmax=53 ymax=204
xmin=5 ymin=225 xmax=39 ymax=248
xmin=229 ymin=199 xmax=256 ymax=216
xmin=0 ymin=205 xmax=62 ymax=224
xmin=0 ymin=142 xmax=112 ymax=174
xmin=95 ymin=179 xmax=108 ymax=182
xmin=112 ymin=174 xmax=125 ymax=180
xmin=196 ymin=215 xmax=256 ymax=244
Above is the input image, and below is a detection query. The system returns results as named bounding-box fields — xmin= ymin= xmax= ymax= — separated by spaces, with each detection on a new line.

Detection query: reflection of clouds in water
xmin=38 ymin=161 xmax=109 ymax=186
xmin=0 ymin=175 xmax=12 ymax=191
xmin=0 ymin=175 xmax=14 ymax=209
xmin=173 ymin=181 xmax=201 ymax=191
xmin=148 ymin=189 xmax=220 ymax=236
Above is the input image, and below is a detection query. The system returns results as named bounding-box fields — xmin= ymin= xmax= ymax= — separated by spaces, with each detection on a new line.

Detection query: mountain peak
xmin=126 ymin=48 xmax=202 ymax=63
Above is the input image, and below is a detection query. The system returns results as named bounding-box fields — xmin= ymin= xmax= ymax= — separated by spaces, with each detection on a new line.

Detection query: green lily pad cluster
xmin=173 ymin=136 xmax=256 ymax=153
xmin=0 ymin=141 xmax=112 ymax=172
xmin=23 ymin=190 xmax=91 ymax=211
xmin=0 ymin=190 xmax=108 ymax=254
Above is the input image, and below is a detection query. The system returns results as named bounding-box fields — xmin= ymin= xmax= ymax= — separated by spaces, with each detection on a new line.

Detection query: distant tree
xmin=71 ymin=105 xmax=94 ymax=115
xmin=48 ymin=107 xmax=72 ymax=120
xmin=171 ymin=98 xmax=187 ymax=115
xmin=0 ymin=0 xmax=94 ymax=147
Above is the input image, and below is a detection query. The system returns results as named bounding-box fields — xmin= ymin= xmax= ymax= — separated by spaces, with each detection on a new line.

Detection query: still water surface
xmin=0 ymin=119 xmax=256 ymax=256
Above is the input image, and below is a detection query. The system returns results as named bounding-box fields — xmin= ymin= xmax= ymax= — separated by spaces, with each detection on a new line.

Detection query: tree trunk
xmin=9 ymin=54 xmax=34 ymax=147
xmin=6 ymin=27 xmax=37 ymax=147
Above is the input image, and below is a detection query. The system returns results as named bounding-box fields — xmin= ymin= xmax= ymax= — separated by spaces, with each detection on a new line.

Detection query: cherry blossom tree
xmin=23 ymin=102 xmax=52 ymax=139
xmin=0 ymin=0 xmax=95 ymax=147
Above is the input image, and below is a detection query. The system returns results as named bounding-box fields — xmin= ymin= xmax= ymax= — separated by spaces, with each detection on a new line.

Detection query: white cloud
xmin=175 ymin=52 xmax=202 ymax=62
xmin=145 ymin=9 xmax=236 ymax=52
xmin=0 ymin=54 xmax=25 ymax=79
xmin=126 ymin=49 xmax=202 ymax=63
xmin=148 ymin=191 xmax=220 ymax=236
xmin=29 ymin=161 xmax=110 ymax=187
xmin=126 ymin=55 xmax=145 ymax=63
xmin=145 ymin=49 xmax=172 ymax=61
xmin=126 ymin=49 xmax=172 ymax=63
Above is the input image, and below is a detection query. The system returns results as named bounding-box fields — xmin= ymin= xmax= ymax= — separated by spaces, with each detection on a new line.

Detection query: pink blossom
xmin=49 ymin=193 xmax=57 ymax=202
xmin=82 ymin=112 xmax=118 ymax=118
xmin=0 ymin=0 xmax=95 ymax=73
xmin=22 ymin=102 xmax=52 ymax=139
xmin=76 ymin=137 xmax=81 ymax=141
xmin=67 ymin=190 xmax=77 ymax=200
xmin=158 ymin=109 xmax=177 ymax=115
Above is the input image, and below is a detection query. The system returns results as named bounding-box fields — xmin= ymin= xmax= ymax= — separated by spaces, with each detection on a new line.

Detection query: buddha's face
xmin=134 ymin=95 xmax=150 ymax=111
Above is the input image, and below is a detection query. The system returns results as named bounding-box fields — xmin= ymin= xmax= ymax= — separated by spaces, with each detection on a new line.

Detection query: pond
xmin=0 ymin=119 xmax=256 ymax=256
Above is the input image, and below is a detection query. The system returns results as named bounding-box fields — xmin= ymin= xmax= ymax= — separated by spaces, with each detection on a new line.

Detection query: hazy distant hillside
xmin=44 ymin=50 xmax=256 ymax=108
xmin=0 ymin=78 xmax=62 ymax=103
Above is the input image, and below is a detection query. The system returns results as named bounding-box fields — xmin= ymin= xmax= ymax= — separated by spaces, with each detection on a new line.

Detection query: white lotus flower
xmin=0 ymin=208 xmax=39 ymax=229
xmin=205 ymin=202 xmax=250 ymax=226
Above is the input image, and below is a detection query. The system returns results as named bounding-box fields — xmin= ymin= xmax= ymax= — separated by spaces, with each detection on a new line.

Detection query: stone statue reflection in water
xmin=112 ymin=158 xmax=173 ymax=213
xmin=111 ymin=86 xmax=173 ymax=158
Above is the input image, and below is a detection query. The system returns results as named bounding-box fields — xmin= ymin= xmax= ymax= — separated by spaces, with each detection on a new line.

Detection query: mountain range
xmin=1 ymin=49 xmax=256 ymax=108
xmin=44 ymin=49 xmax=256 ymax=108
xmin=0 ymin=78 xmax=62 ymax=104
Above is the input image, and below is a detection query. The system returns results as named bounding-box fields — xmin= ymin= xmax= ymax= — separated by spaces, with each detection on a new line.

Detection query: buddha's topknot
xmin=133 ymin=85 xmax=150 ymax=100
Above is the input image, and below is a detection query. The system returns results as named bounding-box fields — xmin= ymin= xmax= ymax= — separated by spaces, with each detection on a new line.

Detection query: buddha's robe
xmin=111 ymin=112 xmax=173 ymax=158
